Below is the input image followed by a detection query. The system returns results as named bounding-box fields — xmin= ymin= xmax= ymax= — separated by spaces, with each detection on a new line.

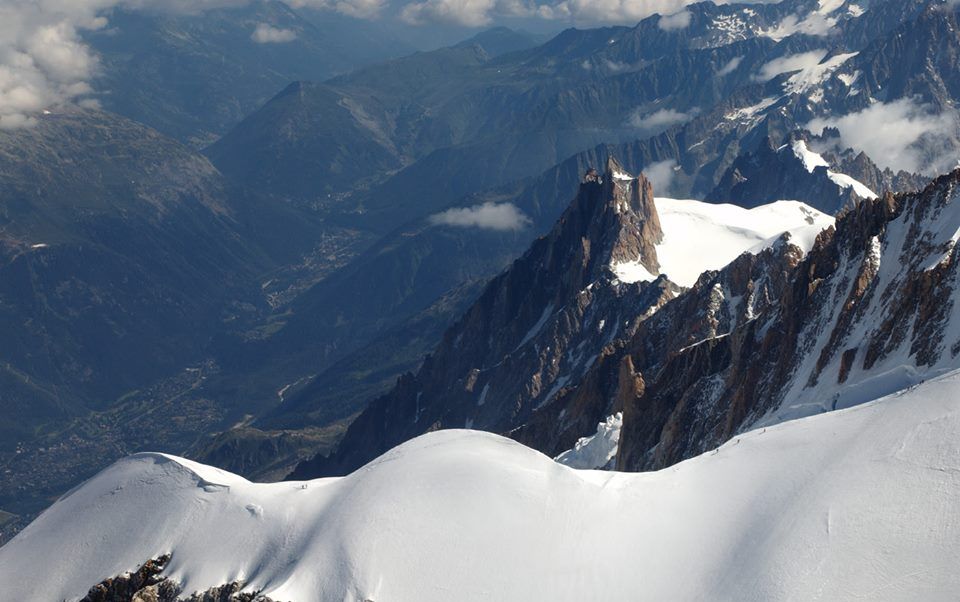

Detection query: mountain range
xmin=3 ymin=0 xmax=960 ymax=563
xmin=238 ymin=0 xmax=956 ymax=445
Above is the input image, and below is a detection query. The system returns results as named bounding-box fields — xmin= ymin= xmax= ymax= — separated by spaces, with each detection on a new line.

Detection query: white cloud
xmin=643 ymin=159 xmax=678 ymax=196
xmin=658 ymin=9 xmax=691 ymax=30
xmin=716 ymin=56 xmax=742 ymax=76
xmin=628 ymin=108 xmax=694 ymax=133
xmin=755 ymin=50 xmax=827 ymax=81
xmin=429 ymin=202 xmax=532 ymax=231
xmin=288 ymin=0 xmax=386 ymax=19
xmin=806 ymin=98 xmax=960 ymax=175
xmin=0 ymin=2 xmax=105 ymax=129
xmin=535 ymin=0 xmax=775 ymax=27
xmin=251 ymin=23 xmax=297 ymax=43
xmin=760 ymin=12 xmax=837 ymax=41
xmin=401 ymin=0 xmax=531 ymax=26
xmin=603 ymin=59 xmax=634 ymax=72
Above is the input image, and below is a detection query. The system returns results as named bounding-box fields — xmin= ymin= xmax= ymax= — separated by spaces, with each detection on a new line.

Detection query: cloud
xmin=643 ymin=159 xmax=678 ymax=196
xmin=658 ymin=9 xmax=691 ymax=30
xmin=401 ymin=0 xmax=531 ymax=26
xmin=251 ymin=23 xmax=297 ymax=43
xmin=716 ymin=56 xmax=742 ymax=76
xmin=288 ymin=0 xmax=386 ymax=19
xmin=0 ymin=3 xmax=104 ymax=129
xmin=628 ymin=108 xmax=694 ymax=134
xmin=806 ymin=98 xmax=960 ymax=175
xmin=394 ymin=0 xmax=781 ymax=27
xmin=535 ymin=0 xmax=776 ymax=27
xmin=760 ymin=12 xmax=837 ymax=41
xmin=755 ymin=50 xmax=827 ymax=81
xmin=429 ymin=202 xmax=532 ymax=231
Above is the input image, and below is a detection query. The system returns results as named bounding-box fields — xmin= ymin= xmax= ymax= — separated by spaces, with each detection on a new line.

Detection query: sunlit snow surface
xmin=4 ymin=372 xmax=960 ymax=601
xmin=613 ymin=198 xmax=833 ymax=286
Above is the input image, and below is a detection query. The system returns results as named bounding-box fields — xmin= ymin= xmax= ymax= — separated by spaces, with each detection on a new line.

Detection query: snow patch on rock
xmin=554 ymin=412 xmax=623 ymax=469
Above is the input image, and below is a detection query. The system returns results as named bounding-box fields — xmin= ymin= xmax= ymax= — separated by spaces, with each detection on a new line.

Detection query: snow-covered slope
xmin=759 ymin=172 xmax=960 ymax=426
xmin=4 ymin=372 xmax=960 ymax=601
xmin=618 ymin=198 xmax=833 ymax=287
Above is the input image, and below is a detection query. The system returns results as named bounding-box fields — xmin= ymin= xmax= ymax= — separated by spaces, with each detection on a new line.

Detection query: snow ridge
xmin=4 ymin=374 xmax=960 ymax=601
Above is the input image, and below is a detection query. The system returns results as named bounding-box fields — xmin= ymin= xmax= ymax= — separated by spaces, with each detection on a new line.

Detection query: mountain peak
xmin=584 ymin=159 xmax=663 ymax=280
xmin=511 ymin=156 xmax=665 ymax=290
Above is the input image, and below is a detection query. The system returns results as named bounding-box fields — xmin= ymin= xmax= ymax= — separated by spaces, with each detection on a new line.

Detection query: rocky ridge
xmin=297 ymin=162 xmax=960 ymax=479
xmin=705 ymin=129 xmax=924 ymax=214
xmin=526 ymin=167 xmax=960 ymax=471
xmin=291 ymin=158 xmax=675 ymax=476
xmin=79 ymin=555 xmax=280 ymax=602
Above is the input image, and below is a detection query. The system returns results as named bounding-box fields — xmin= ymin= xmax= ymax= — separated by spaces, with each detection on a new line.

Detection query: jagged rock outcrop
xmin=705 ymin=130 xmax=923 ymax=214
xmin=296 ymin=154 xmax=960 ymax=483
xmin=292 ymin=158 xmax=674 ymax=477
xmin=539 ymin=169 xmax=960 ymax=472
xmin=80 ymin=555 xmax=280 ymax=602
xmin=512 ymin=235 xmax=804 ymax=461
xmin=82 ymin=556 xmax=177 ymax=602
xmin=300 ymin=164 xmax=960 ymax=476
xmin=706 ymin=134 xmax=857 ymax=213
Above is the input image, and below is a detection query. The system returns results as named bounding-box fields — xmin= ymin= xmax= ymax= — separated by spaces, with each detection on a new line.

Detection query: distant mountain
xmin=205 ymin=0 xmax=943 ymax=224
xmin=197 ymin=4 xmax=957 ymax=430
xmin=5 ymin=0 xmax=960 ymax=541
xmin=203 ymin=0 xmax=950 ymax=434
xmin=706 ymin=131 xmax=887 ymax=213
xmin=454 ymin=26 xmax=550 ymax=57
xmin=0 ymin=108 xmax=255 ymax=433
xmin=87 ymin=0 xmax=415 ymax=146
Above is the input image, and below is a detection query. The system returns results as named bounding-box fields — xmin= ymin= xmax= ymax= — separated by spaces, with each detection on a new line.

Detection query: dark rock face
xmin=292 ymin=158 xmax=673 ymax=477
xmin=80 ymin=555 xmax=281 ymax=602
xmin=706 ymin=130 xmax=927 ymax=215
xmin=514 ymin=240 xmax=803 ymax=462
xmin=81 ymin=556 xmax=178 ymax=602
xmin=706 ymin=134 xmax=862 ymax=214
